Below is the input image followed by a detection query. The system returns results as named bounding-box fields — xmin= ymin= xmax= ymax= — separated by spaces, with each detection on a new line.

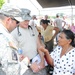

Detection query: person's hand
xmin=19 ymin=55 xmax=30 ymax=62
xmin=38 ymin=62 xmax=45 ymax=70
xmin=19 ymin=54 xmax=25 ymax=61
xmin=30 ymin=62 xmax=40 ymax=73
xmin=21 ymin=57 xmax=30 ymax=66
xmin=39 ymin=46 xmax=47 ymax=53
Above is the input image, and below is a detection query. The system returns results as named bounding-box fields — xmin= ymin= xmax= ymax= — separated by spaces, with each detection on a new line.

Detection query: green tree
xmin=0 ymin=0 xmax=5 ymax=9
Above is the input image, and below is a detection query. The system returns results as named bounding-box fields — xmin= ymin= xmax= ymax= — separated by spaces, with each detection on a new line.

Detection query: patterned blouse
xmin=50 ymin=46 xmax=75 ymax=75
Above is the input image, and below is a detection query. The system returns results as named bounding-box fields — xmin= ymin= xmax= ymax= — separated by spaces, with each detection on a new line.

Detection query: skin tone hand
xmin=39 ymin=46 xmax=47 ymax=53
xmin=30 ymin=62 xmax=40 ymax=73
xmin=38 ymin=61 xmax=45 ymax=70
xmin=39 ymin=46 xmax=54 ymax=67
xmin=19 ymin=55 xmax=30 ymax=63
xmin=19 ymin=54 xmax=25 ymax=61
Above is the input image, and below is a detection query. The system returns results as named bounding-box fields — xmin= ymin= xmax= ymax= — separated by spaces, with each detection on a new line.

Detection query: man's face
xmin=19 ymin=20 xmax=30 ymax=28
xmin=8 ymin=17 xmax=19 ymax=32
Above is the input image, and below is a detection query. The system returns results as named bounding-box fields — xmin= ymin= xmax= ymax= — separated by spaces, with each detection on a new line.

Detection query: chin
xmin=58 ymin=43 xmax=62 ymax=46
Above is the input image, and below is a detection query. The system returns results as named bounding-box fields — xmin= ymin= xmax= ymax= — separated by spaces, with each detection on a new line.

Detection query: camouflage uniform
xmin=0 ymin=3 xmax=23 ymax=75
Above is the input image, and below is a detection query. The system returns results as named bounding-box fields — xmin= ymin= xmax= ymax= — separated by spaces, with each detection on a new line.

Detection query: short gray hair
xmin=0 ymin=13 xmax=6 ymax=20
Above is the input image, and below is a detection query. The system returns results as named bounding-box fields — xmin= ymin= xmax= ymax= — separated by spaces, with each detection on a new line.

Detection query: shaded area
xmin=37 ymin=0 xmax=75 ymax=8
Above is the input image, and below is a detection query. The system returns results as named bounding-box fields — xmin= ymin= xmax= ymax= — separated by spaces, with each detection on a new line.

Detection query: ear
xmin=68 ymin=39 xmax=72 ymax=44
xmin=6 ymin=17 xmax=11 ymax=24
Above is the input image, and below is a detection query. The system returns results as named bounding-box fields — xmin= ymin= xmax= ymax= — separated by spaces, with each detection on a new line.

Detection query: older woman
xmin=40 ymin=30 xmax=75 ymax=75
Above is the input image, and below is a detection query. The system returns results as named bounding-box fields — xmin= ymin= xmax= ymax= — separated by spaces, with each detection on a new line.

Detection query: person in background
xmin=40 ymin=29 xmax=75 ymax=75
xmin=54 ymin=14 xmax=66 ymax=43
xmin=40 ymin=19 xmax=59 ymax=53
xmin=0 ymin=3 xmax=25 ymax=75
xmin=54 ymin=14 xmax=66 ymax=32
xmin=44 ymin=15 xmax=50 ymax=24
xmin=39 ymin=19 xmax=59 ymax=75
xmin=62 ymin=15 xmax=69 ymax=29
xmin=70 ymin=23 xmax=75 ymax=44
xmin=29 ymin=15 xmax=37 ymax=27
xmin=11 ymin=8 xmax=47 ymax=75
xmin=70 ymin=23 xmax=75 ymax=34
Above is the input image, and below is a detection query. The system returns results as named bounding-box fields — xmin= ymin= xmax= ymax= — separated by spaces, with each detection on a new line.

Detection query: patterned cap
xmin=21 ymin=8 xmax=31 ymax=21
xmin=0 ymin=3 xmax=23 ymax=22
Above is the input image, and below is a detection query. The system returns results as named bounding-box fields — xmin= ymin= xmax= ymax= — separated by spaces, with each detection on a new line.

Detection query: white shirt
xmin=29 ymin=19 xmax=37 ymax=27
xmin=11 ymin=26 xmax=38 ymax=59
xmin=54 ymin=18 xmax=63 ymax=31
xmin=51 ymin=46 xmax=75 ymax=75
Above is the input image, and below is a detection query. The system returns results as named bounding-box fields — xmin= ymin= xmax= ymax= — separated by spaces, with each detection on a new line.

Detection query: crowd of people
xmin=0 ymin=3 xmax=75 ymax=75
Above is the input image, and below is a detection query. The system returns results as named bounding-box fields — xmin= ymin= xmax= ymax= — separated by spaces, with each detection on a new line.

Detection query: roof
xmin=37 ymin=0 xmax=75 ymax=8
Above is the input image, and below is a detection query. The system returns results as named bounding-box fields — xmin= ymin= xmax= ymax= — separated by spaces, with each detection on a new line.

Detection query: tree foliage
xmin=0 ymin=0 xmax=5 ymax=9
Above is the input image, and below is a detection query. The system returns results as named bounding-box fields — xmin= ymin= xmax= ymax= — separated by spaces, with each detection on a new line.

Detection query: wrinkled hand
xmin=38 ymin=62 xmax=45 ymax=70
xmin=30 ymin=62 xmax=40 ymax=73
xmin=39 ymin=46 xmax=47 ymax=53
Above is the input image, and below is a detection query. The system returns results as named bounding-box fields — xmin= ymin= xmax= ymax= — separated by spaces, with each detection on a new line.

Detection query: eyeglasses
xmin=2 ymin=14 xmax=20 ymax=24
xmin=11 ymin=18 xmax=20 ymax=24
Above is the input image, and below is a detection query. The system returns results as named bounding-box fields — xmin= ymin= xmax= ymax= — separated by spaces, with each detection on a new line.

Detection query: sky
xmin=6 ymin=0 xmax=75 ymax=16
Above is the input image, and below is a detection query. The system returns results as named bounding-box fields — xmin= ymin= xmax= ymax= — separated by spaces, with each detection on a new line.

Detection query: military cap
xmin=20 ymin=8 xmax=31 ymax=21
xmin=0 ymin=3 xmax=23 ymax=22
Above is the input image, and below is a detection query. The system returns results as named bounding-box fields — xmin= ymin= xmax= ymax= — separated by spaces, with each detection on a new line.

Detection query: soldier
xmin=0 ymin=3 xmax=25 ymax=75
xmin=11 ymin=8 xmax=47 ymax=75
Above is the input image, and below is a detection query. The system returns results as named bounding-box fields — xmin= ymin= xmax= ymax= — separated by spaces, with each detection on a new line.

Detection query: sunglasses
xmin=3 ymin=14 xmax=20 ymax=24
xmin=2 ymin=14 xmax=20 ymax=24
xmin=11 ymin=18 xmax=20 ymax=24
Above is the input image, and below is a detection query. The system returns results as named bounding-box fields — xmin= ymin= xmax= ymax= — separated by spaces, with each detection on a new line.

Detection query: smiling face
xmin=58 ymin=32 xmax=72 ymax=47
xmin=19 ymin=20 xmax=30 ymax=29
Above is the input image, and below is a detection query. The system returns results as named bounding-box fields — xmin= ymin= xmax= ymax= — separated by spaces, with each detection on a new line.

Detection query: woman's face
xmin=58 ymin=32 xmax=71 ymax=47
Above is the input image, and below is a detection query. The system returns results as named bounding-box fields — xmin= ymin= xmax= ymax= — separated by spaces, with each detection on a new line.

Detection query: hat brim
xmin=14 ymin=17 xmax=24 ymax=22
xmin=14 ymin=16 xmax=31 ymax=22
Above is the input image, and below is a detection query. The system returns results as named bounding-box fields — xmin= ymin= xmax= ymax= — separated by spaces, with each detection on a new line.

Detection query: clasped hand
xmin=30 ymin=62 xmax=45 ymax=73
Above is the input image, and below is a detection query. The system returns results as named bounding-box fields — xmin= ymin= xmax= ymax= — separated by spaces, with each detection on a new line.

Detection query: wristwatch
xmin=28 ymin=63 xmax=31 ymax=68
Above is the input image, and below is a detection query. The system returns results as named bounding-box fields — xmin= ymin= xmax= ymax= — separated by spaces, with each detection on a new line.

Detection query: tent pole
xmin=29 ymin=0 xmax=40 ymax=16
xmin=68 ymin=0 xmax=73 ymax=24
xmin=71 ymin=6 xmax=73 ymax=24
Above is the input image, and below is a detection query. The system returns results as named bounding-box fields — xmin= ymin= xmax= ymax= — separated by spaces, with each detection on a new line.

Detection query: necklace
xmin=60 ymin=46 xmax=72 ymax=58
xmin=65 ymin=46 xmax=72 ymax=53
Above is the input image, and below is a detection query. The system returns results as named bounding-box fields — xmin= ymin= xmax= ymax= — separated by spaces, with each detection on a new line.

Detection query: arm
xmin=52 ymin=27 xmax=59 ymax=40
xmin=37 ymin=37 xmax=45 ymax=68
xmin=54 ymin=20 xmax=56 ymax=27
xmin=40 ymin=46 xmax=54 ymax=67
xmin=30 ymin=37 xmax=45 ymax=72
xmin=62 ymin=20 xmax=66 ymax=28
